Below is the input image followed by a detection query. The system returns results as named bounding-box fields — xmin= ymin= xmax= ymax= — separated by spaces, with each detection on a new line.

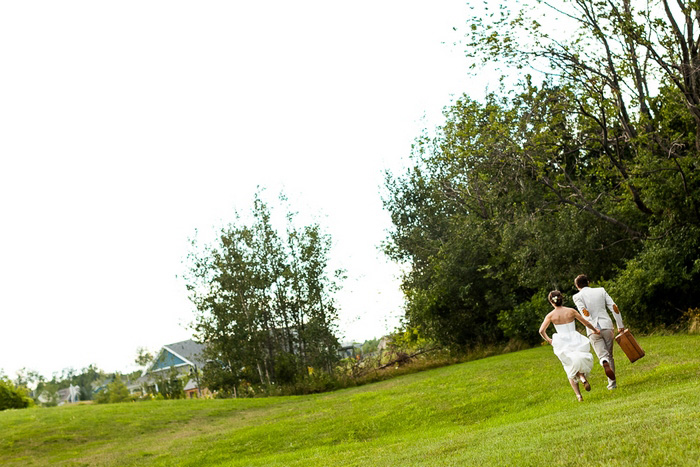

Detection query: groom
xmin=572 ymin=274 xmax=625 ymax=390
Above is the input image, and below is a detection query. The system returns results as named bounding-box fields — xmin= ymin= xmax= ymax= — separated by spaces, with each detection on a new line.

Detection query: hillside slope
xmin=1 ymin=334 xmax=699 ymax=466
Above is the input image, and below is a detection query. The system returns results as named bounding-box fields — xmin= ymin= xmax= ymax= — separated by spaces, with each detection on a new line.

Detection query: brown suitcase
xmin=615 ymin=329 xmax=645 ymax=363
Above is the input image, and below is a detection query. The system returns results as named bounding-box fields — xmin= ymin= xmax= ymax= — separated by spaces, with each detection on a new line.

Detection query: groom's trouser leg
xmin=590 ymin=329 xmax=616 ymax=385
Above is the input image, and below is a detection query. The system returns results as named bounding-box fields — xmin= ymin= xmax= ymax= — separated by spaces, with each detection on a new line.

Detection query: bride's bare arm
xmin=539 ymin=313 xmax=553 ymax=344
xmin=573 ymin=309 xmax=600 ymax=334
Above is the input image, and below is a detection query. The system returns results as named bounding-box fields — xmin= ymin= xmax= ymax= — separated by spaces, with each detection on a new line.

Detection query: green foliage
xmin=387 ymin=326 xmax=432 ymax=353
xmin=185 ymin=190 xmax=342 ymax=394
xmin=684 ymin=308 xmax=700 ymax=334
xmin=32 ymin=365 xmax=103 ymax=403
xmin=134 ymin=347 xmax=154 ymax=368
xmin=273 ymin=352 xmax=301 ymax=385
xmin=360 ymin=338 xmax=380 ymax=355
xmin=95 ymin=376 xmax=131 ymax=404
xmin=385 ymin=85 xmax=637 ymax=347
xmin=606 ymin=225 xmax=700 ymax=330
xmin=200 ymin=361 xmax=239 ymax=397
xmin=153 ymin=370 xmax=186 ymax=400
xmin=498 ymin=292 xmax=550 ymax=345
xmin=36 ymin=382 xmax=60 ymax=407
xmin=71 ymin=365 xmax=102 ymax=401
xmin=384 ymin=1 xmax=700 ymax=348
xmin=0 ymin=377 xmax=34 ymax=411
xmin=13 ymin=368 xmax=42 ymax=391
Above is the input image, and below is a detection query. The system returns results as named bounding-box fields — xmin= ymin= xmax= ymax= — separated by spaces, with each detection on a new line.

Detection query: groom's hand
xmin=617 ymin=327 xmax=626 ymax=334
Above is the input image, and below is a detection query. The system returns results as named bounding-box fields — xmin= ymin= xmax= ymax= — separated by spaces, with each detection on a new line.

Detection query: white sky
xmin=0 ymin=1 xmax=491 ymax=379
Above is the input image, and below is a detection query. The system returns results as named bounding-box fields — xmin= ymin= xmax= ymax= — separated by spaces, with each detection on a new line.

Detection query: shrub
xmin=95 ymin=376 xmax=131 ymax=404
xmin=154 ymin=369 xmax=187 ymax=399
xmin=498 ymin=292 xmax=549 ymax=345
xmin=606 ymin=225 xmax=700 ymax=330
xmin=0 ymin=378 xmax=34 ymax=411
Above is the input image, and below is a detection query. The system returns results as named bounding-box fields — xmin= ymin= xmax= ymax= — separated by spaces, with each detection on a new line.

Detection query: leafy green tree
xmin=71 ymin=365 xmax=102 ymax=401
xmin=384 ymin=0 xmax=700 ymax=346
xmin=361 ymin=338 xmax=380 ymax=355
xmin=34 ymin=365 xmax=103 ymax=402
xmin=200 ymin=360 xmax=242 ymax=397
xmin=385 ymin=85 xmax=634 ymax=346
xmin=186 ymin=191 xmax=342 ymax=393
xmin=154 ymin=368 xmax=186 ymax=399
xmin=464 ymin=0 xmax=700 ymax=236
xmin=95 ymin=375 xmax=130 ymax=404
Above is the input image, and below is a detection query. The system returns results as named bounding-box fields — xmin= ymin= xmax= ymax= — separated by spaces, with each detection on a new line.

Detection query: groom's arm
xmin=574 ymin=310 xmax=600 ymax=334
xmin=572 ymin=293 xmax=585 ymax=314
xmin=604 ymin=289 xmax=625 ymax=330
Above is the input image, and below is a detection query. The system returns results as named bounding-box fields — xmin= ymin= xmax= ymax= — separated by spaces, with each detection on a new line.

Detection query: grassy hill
xmin=2 ymin=334 xmax=699 ymax=466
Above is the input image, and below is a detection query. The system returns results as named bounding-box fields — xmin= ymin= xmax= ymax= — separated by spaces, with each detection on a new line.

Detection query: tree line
xmin=0 ymin=365 xmax=141 ymax=410
xmin=383 ymin=0 xmax=700 ymax=347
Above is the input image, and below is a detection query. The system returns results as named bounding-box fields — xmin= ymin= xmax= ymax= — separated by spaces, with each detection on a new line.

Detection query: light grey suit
xmin=572 ymin=286 xmax=624 ymax=389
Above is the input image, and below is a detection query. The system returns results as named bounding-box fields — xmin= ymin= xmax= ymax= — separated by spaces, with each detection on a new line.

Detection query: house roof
xmin=164 ymin=339 xmax=207 ymax=367
xmin=183 ymin=378 xmax=199 ymax=391
xmin=145 ymin=339 xmax=207 ymax=375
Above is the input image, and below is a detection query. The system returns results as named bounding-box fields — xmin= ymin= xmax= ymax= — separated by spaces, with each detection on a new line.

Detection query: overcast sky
xmin=0 ymin=1 xmax=493 ymax=379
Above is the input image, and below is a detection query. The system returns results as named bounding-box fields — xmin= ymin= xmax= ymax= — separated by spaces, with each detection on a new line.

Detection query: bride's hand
xmin=592 ymin=328 xmax=601 ymax=335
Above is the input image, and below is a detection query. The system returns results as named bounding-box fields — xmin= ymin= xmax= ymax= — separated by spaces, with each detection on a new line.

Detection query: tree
xmin=464 ymin=0 xmax=700 ymax=232
xmin=468 ymin=0 xmax=700 ymax=326
xmin=384 ymin=0 xmax=700 ymax=344
xmin=32 ymin=365 xmax=103 ymax=403
xmin=94 ymin=375 xmax=130 ymax=404
xmin=14 ymin=368 xmax=42 ymax=391
xmin=71 ymin=365 xmax=102 ymax=401
xmin=135 ymin=347 xmax=154 ymax=368
xmin=384 ymin=84 xmax=638 ymax=346
xmin=185 ymin=191 xmax=342 ymax=393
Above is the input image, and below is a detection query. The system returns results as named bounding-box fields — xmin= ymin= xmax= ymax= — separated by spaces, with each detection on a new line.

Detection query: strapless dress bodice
xmin=553 ymin=321 xmax=577 ymax=334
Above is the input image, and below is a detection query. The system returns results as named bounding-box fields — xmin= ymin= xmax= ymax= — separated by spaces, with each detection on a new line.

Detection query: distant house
xmin=142 ymin=339 xmax=209 ymax=398
xmin=126 ymin=378 xmax=143 ymax=395
xmin=39 ymin=384 xmax=81 ymax=406
xmin=59 ymin=384 xmax=81 ymax=404
xmin=338 ymin=342 xmax=362 ymax=359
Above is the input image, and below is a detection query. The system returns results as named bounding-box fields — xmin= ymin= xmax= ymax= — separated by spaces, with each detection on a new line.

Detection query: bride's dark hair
xmin=548 ymin=290 xmax=563 ymax=306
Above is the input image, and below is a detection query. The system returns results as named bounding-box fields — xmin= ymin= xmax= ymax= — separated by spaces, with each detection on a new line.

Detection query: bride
xmin=539 ymin=290 xmax=600 ymax=401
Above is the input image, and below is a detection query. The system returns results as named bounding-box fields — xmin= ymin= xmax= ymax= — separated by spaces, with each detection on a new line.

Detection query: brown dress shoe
xmin=602 ymin=361 xmax=616 ymax=380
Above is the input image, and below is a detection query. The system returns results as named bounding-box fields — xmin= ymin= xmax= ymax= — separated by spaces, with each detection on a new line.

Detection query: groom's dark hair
xmin=575 ymin=274 xmax=589 ymax=288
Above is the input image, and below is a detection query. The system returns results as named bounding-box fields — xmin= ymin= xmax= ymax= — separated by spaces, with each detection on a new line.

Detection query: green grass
xmin=2 ymin=334 xmax=699 ymax=466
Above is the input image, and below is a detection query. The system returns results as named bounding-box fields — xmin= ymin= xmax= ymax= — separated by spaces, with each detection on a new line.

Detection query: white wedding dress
xmin=552 ymin=321 xmax=594 ymax=381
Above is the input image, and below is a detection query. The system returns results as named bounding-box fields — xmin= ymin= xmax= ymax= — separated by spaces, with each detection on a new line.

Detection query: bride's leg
xmin=569 ymin=378 xmax=583 ymax=401
xmin=579 ymin=372 xmax=591 ymax=392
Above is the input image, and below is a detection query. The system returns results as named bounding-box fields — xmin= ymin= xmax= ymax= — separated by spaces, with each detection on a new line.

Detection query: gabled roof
xmin=164 ymin=339 xmax=207 ymax=366
xmin=145 ymin=339 xmax=207 ymax=375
